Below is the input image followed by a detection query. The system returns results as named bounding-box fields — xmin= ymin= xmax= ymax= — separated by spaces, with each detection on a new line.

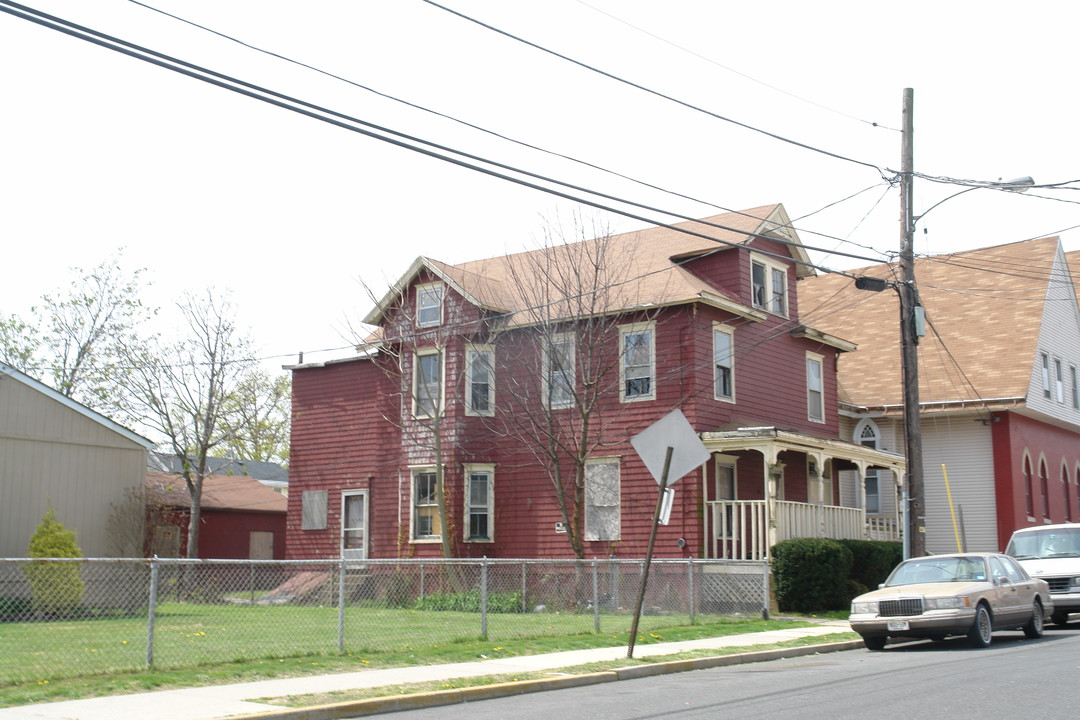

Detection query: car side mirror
xmin=996 ymin=576 xmax=1010 ymax=586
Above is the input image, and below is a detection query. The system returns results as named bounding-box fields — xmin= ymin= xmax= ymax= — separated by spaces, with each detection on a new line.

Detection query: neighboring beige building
xmin=801 ymin=236 xmax=1080 ymax=553
xmin=0 ymin=362 xmax=155 ymax=558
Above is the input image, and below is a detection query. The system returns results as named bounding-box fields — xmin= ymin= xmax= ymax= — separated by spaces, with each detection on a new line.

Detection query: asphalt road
xmin=375 ymin=628 xmax=1080 ymax=720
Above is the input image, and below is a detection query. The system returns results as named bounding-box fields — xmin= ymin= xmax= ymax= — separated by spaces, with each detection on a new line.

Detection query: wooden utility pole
xmin=899 ymin=88 xmax=925 ymax=558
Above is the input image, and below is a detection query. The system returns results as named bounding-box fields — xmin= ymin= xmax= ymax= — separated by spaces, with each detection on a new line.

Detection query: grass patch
xmin=0 ymin=616 xmax=821 ymax=707
xmin=258 ymin=632 xmax=860 ymax=708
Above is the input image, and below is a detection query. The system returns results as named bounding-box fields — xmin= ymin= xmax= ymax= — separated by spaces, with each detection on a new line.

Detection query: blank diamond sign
xmin=631 ymin=408 xmax=710 ymax=486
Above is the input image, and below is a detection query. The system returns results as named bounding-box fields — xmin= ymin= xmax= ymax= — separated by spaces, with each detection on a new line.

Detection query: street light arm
xmin=913 ymin=177 xmax=1034 ymax=229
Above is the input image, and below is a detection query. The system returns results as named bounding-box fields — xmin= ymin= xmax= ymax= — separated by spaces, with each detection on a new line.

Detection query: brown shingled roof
xmin=365 ymin=204 xmax=808 ymax=326
xmin=146 ymin=471 xmax=287 ymax=513
xmin=800 ymin=236 xmax=1060 ymax=408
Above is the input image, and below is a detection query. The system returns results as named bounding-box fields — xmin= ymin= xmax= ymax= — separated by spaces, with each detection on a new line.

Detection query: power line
xmin=421 ymin=0 xmax=891 ymax=176
xmin=0 ymin=1 xmax=888 ymax=278
xmin=126 ymin=0 xmax=893 ymax=263
xmin=574 ymin=0 xmax=899 ymax=132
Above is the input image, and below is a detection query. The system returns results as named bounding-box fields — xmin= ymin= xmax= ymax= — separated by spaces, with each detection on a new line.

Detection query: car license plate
xmin=887 ymin=620 xmax=909 ymax=631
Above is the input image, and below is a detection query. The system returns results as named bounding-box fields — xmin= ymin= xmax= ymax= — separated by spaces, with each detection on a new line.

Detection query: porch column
xmin=809 ymin=453 xmax=826 ymax=538
xmin=853 ymin=461 xmax=868 ymax=511
xmin=766 ymin=457 xmax=784 ymax=551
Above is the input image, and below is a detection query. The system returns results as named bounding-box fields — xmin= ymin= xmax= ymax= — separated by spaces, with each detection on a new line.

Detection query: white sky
xmin=2 ymin=0 xmax=1079 ymax=370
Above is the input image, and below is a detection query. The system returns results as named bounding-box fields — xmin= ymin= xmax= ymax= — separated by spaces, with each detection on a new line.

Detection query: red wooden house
xmin=286 ymin=205 xmax=905 ymax=561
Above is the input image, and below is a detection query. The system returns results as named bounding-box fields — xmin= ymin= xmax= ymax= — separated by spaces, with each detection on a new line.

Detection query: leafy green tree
xmin=0 ymin=314 xmax=39 ymax=371
xmin=23 ymin=507 xmax=85 ymax=616
xmin=219 ymin=370 xmax=291 ymax=466
xmin=0 ymin=251 xmax=153 ymax=409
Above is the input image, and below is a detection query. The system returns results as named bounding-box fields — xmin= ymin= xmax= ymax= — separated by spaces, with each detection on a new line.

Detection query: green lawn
xmin=0 ymin=603 xmax=810 ymax=706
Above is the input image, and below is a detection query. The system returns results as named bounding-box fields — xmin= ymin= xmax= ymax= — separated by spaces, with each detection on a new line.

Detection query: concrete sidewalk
xmin=0 ymin=621 xmax=856 ymax=720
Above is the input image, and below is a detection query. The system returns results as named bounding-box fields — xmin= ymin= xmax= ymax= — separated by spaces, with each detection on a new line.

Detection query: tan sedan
xmin=849 ymin=552 xmax=1052 ymax=650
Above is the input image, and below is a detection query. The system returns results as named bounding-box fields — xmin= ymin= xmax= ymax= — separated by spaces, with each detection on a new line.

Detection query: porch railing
xmin=866 ymin=514 xmax=901 ymax=541
xmin=707 ymin=500 xmax=896 ymax=560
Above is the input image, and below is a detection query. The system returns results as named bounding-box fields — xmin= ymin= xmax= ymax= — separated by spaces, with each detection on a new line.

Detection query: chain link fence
xmin=0 ymin=557 xmax=768 ymax=686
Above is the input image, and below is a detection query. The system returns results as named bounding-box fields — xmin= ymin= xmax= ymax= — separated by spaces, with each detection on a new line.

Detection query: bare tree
xmin=115 ymin=290 xmax=255 ymax=558
xmin=493 ymin=218 xmax=657 ymax=558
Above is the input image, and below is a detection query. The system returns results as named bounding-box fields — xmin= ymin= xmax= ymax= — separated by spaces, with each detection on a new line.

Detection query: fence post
xmin=687 ymin=559 xmax=696 ymax=625
xmin=420 ymin=563 xmax=426 ymax=602
xmin=591 ymin=561 xmax=600 ymax=633
xmin=520 ymin=562 xmax=527 ymax=613
xmin=338 ymin=558 xmax=346 ymax=652
xmin=761 ymin=560 xmax=771 ymax=620
xmin=480 ymin=558 xmax=488 ymax=640
xmin=146 ymin=558 xmax=159 ymax=669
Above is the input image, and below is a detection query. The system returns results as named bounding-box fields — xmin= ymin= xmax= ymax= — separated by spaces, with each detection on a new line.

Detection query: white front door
xmin=342 ymin=491 xmax=368 ymax=559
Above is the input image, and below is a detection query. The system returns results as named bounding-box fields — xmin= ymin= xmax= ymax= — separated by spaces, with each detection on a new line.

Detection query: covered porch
xmin=700 ymin=427 xmax=905 ymax=560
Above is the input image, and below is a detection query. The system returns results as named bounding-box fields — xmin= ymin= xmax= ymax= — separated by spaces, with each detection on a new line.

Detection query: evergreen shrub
xmin=22 ymin=507 xmax=85 ymax=617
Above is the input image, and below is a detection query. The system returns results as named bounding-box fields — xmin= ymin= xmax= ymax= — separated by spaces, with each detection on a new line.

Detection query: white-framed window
xmin=465 ymin=345 xmax=495 ymax=416
xmin=584 ymin=458 xmax=620 ymax=541
xmin=416 ymin=283 xmax=444 ymax=328
xmin=543 ymin=333 xmax=576 ymax=409
xmin=1072 ymin=365 xmax=1079 ymax=410
xmin=341 ymin=490 xmax=368 ymax=559
xmin=713 ymin=323 xmax=734 ymax=401
xmin=806 ymin=352 xmax=824 ymax=422
xmin=620 ymin=321 xmax=656 ymax=402
xmin=750 ymin=255 xmax=788 ymax=316
xmin=411 ymin=468 xmax=440 ymax=541
xmin=1055 ymin=358 xmax=1065 ymax=403
xmin=858 ymin=422 xmax=881 ymax=514
xmin=464 ymin=464 xmax=494 ymax=542
xmin=413 ymin=349 xmax=442 ymax=418
xmin=1041 ymin=352 xmax=1051 ymax=399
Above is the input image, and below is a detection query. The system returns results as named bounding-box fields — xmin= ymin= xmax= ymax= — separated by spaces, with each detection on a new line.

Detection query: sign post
xmin=626 ymin=409 xmax=710 ymax=658
xmin=626 ymin=446 xmax=672 ymax=658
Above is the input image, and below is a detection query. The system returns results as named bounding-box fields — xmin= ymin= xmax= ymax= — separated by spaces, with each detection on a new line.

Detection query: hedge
xmin=771 ymin=537 xmax=902 ymax=612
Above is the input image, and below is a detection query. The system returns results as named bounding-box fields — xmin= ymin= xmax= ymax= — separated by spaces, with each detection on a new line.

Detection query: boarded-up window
xmin=585 ymin=459 xmax=620 ymax=541
xmin=302 ymin=490 xmax=328 ymax=530
xmin=249 ymin=531 xmax=274 ymax=560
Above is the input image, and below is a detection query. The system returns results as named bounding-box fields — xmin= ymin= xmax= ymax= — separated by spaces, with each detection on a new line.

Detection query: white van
xmin=1005 ymin=523 xmax=1080 ymax=626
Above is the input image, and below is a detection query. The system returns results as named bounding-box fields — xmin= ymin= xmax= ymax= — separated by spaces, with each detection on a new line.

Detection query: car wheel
xmin=1051 ymin=610 xmax=1072 ymax=627
xmin=967 ymin=604 xmax=992 ymax=648
xmin=863 ymin=636 xmax=887 ymax=651
xmin=1023 ymin=601 xmax=1044 ymax=639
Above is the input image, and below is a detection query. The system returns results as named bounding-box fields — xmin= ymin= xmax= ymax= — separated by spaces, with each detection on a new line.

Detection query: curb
xmin=226 ymin=640 xmax=864 ymax=720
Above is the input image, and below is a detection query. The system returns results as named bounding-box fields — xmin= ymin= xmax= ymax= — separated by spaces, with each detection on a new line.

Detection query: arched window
xmin=1040 ymin=459 xmax=1050 ymax=518
xmin=1024 ymin=456 xmax=1034 ymax=517
xmin=856 ymin=421 xmax=881 ymax=513
xmin=1066 ymin=463 xmax=1076 ymax=523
